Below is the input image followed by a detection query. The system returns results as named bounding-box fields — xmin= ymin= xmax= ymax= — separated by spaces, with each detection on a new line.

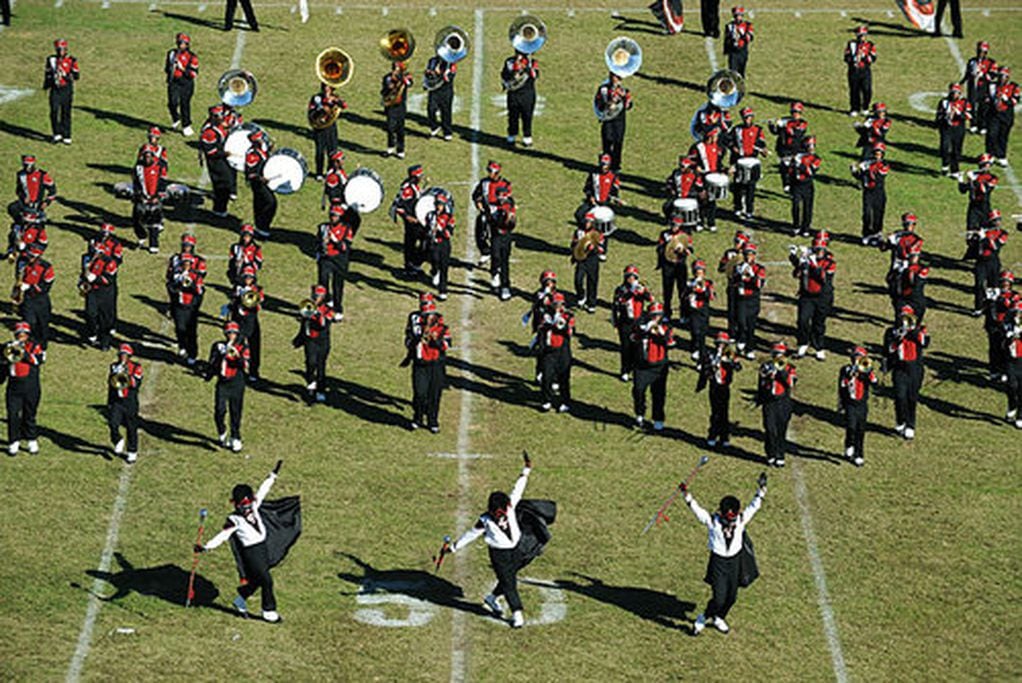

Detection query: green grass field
xmin=1 ymin=0 xmax=1021 ymax=681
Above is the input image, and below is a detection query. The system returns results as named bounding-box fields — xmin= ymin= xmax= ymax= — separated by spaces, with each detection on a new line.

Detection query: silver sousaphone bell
xmin=706 ymin=68 xmax=745 ymax=109
xmin=509 ymin=14 xmax=547 ymax=54
xmin=436 ymin=25 xmax=470 ymax=64
xmin=217 ymin=69 xmax=258 ymax=107
xmin=605 ymin=37 xmax=642 ymax=78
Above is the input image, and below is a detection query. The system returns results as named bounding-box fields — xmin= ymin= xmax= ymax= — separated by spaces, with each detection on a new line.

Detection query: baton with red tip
xmin=432 ymin=536 xmax=452 ymax=572
xmin=641 ymin=455 xmax=710 ymax=535
xmin=185 ymin=508 xmax=208 ymax=607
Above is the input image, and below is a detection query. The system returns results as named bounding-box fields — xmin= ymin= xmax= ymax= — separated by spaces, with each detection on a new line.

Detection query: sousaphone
xmin=217 ymin=69 xmax=258 ymax=107
xmin=509 ymin=14 xmax=546 ymax=54
xmin=689 ymin=68 xmax=745 ymax=139
xmin=424 ymin=26 xmax=470 ymax=91
xmin=311 ymin=47 xmax=353 ymax=129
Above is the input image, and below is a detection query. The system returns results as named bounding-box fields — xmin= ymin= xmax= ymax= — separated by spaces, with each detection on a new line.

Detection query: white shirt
xmin=204 ymin=473 xmax=277 ymax=549
xmin=685 ymin=488 xmax=764 ymax=558
xmin=451 ymin=468 xmax=530 ymax=552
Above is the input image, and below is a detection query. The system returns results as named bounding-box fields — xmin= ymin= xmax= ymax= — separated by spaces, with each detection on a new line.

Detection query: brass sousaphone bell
xmin=217 ymin=69 xmax=259 ymax=107
xmin=311 ymin=47 xmax=353 ymax=129
xmin=380 ymin=28 xmax=416 ymax=62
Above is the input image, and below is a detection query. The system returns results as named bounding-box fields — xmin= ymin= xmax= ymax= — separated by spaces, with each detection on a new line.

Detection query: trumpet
xmin=773 ymin=355 xmax=789 ymax=371
xmin=855 ymin=356 xmax=873 ymax=374
xmin=226 ymin=343 xmax=241 ymax=361
xmin=299 ymin=298 xmax=317 ymax=318
xmin=109 ymin=366 xmax=131 ymax=390
xmin=240 ymin=288 xmax=261 ymax=309
xmin=3 ymin=341 xmax=24 ymax=364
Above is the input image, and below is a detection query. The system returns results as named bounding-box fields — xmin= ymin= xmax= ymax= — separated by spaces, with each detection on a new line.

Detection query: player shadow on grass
xmin=0 ymin=120 xmax=52 ymax=143
xmin=35 ymin=425 xmax=111 ymax=459
xmin=281 ymin=370 xmax=410 ymax=424
xmin=76 ymin=106 xmax=157 ymax=133
xmin=555 ymin=572 xmax=696 ymax=631
xmin=54 ymin=195 xmax=123 ymax=225
xmin=159 ymin=11 xmax=229 ymax=31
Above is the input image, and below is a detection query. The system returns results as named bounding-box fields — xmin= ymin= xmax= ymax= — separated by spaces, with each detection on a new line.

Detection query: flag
xmin=649 ymin=0 xmax=684 ymax=35
xmin=896 ymin=0 xmax=936 ymax=32
xmin=230 ymin=496 xmax=302 ymax=583
xmin=516 ymin=499 xmax=557 ymax=564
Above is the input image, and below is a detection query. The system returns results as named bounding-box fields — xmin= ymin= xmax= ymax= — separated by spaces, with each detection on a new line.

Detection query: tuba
xmin=3 ymin=341 xmax=24 ymax=364
xmin=690 ymin=69 xmax=745 ymax=139
xmin=299 ymin=298 xmax=317 ymax=318
xmin=217 ymin=69 xmax=258 ymax=108
xmin=311 ymin=48 xmax=353 ymax=130
xmin=509 ymin=14 xmax=546 ymax=54
xmin=424 ymin=26 xmax=470 ymax=91
xmin=380 ymin=29 xmax=415 ymax=108
xmin=605 ymin=37 xmax=642 ymax=78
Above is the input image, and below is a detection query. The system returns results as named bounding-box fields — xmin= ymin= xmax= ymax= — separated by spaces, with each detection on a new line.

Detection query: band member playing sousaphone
xmin=790 ymin=232 xmax=836 ymax=361
xmin=381 ymin=57 xmax=413 ymax=159
xmin=80 ymin=231 xmax=120 ymax=351
xmin=245 ymin=129 xmax=276 ymax=237
xmin=133 ymin=147 xmax=167 ymax=254
xmin=969 ymin=210 xmax=1009 ymax=316
xmin=756 ymin=341 xmax=796 ymax=467
xmin=612 ymin=265 xmax=653 ymax=382
xmin=850 ymin=142 xmax=889 ymax=243
xmin=230 ymin=266 xmax=264 ymax=382
xmin=729 ymin=106 xmax=767 ymax=220
xmin=503 ymin=17 xmax=544 ymax=147
xmin=308 ymin=83 xmax=347 ymax=179
xmin=838 ymin=346 xmax=877 ymax=467
xmin=656 ymin=216 xmax=693 ymax=323
xmin=632 ymin=301 xmax=673 ymax=431
xmin=424 ymin=26 xmax=469 ymax=141
xmin=959 ymin=154 xmax=999 ymax=230
xmin=594 ymin=61 xmax=635 ymax=172
xmin=854 ymin=102 xmax=890 ymax=159
xmin=571 ymin=213 xmax=604 ymax=314
xmin=390 ymin=164 xmax=425 ymax=274
xmin=206 ymin=321 xmax=250 ymax=451
xmin=683 ymin=259 xmax=715 ymax=368
xmin=294 ymin=284 xmax=334 ymax=403
xmin=408 ymin=301 xmax=451 ymax=431
xmin=698 ymin=331 xmax=741 ymax=449
xmin=10 ymin=154 xmax=56 ymax=223
xmin=2 ymin=321 xmax=45 ymax=456
xmin=107 ymin=343 xmax=143 ymax=464
xmin=227 ymin=223 xmax=263 ymax=286
xmin=489 ymin=189 xmax=517 ymax=302
xmin=473 ymin=160 xmax=512 ymax=265
xmin=15 ymin=245 xmax=55 ymax=350
xmin=537 ymin=292 xmax=573 ymax=413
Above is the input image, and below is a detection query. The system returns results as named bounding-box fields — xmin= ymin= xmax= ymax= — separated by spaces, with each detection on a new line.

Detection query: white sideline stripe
xmin=449 ymin=9 xmax=484 ymax=683
xmin=65 ymin=29 xmax=245 ymax=683
xmin=703 ymin=37 xmax=719 ymax=72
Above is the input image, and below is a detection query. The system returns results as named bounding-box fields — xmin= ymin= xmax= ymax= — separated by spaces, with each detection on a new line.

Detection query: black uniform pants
xmin=540 ymin=346 xmax=572 ymax=406
xmin=401 ymin=219 xmax=423 ymax=270
xmin=601 ymin=116 xmax=626 ymax=172
xmin=429 ymin=240 xmax=451 ymax=295
xmin=237 ymin=542 xmax=276 ymax=612
xmin=85 ymin=284 xmax=117 ymax=349
xmin=167 ymin=78 xmax=195 ymax=128
xmin=843 ymin=400 xmax=868 ymax=459
xmin=214 ymin=376 xmax=245 ymax=440
xmin=861 ymin=187 xmax=886 ymax=238
xmin=733 ymin=180 xmax=757 ymax=216
xmin=974 ymin=257 xmax=1001 ymax=311
xmin=385 ymin=103 xmax=406 ymax=153
xmin=20 ymin=297 xmax=51 ymax=350
xmin=762 ymin=397 xmax=791 ymax=461
xmin=847 ymin=69 xmax=872 ymax=112
xmin=313 ymin=125 xmax=339 ymax=177
xmin=987 ymin=327 xmax=1005 ymax=376
xmin=48 ymin=86 xmax=73 ymax=139
xmin=412 ymin=360 xmax=445 ymax=428
xmin=934 ymin=0 xmax=962 ymax=36
xmin=727 ymin=48 xmax=748 ymax=77
xmin=1007 ymin=362 xmax=1022 ymax=415
xmin=224 ymin=0 xmax=258 ymax=29
xmin=574 ymin=256 xmax=599 ymax=306
xmin=966 ymin=199 xmax=989 ymax=231
xmin=690 ymin=310 xmax=710 ymax=365
xmin=507 ymin=86 xmax=535 ymax=139
xmin=660 ymin=263 xmax=686 ymax=322
xmin=790 ymin=182 xmax=814 ymax=234
xmin=474 ymin=212 xmax=491 ymax=257
xmin=986 ymin=111 xmax=1013 ymax=159
xmin=701 ymin=0 xmax=720 ymax=37
xmin=796 ymin=293 xmax=831 ymax=350
xmin=1 ymin=0 xmax=10 ymax=26
xmin=108 ymin=395 xmax=139 ymax=453
xmin=893 ymin=362 xmax=923 ymax=428
xmin=701 ymin=198 xmax=717 ymax=230
xmin=734 ymin=296 xmax=759 ymax=350
xmin=236 ymin=313 xmax=261 ymax=378
xmin=304 ymin=337 xmax=330 ymax=391
xmin=208 ymin=158 xmax=233 ymax=213
xmin=617 ymin=325 xmax=636 ymax=376
xmin=939 ymin=126 xmax=965 ymax=172
xmin=132 ymin=201 xmax=163 ymax=248
xmin=427 ymin=85 xmax=454 ymax=137
xmin=6 ymin=379 xmax=40 ymax=442
xmin=250 ymin=181 xmax=277 ymax=234
xmin=633 ymin=364 xmax=668 ymax=422
xmin=172 ymin=302 xmax=200 ymax=360
xmin=491 ymin=232 xmax=513 ymax=290
xmin=318 ymin=252 xmax=350 ymax=314
xmin=704 ymin=553 xmax=739 ymax=620
xmin=708 ymin=382 xmax=731 ymax=442
xmin=489 ymin=545 xmax=525 ymax=612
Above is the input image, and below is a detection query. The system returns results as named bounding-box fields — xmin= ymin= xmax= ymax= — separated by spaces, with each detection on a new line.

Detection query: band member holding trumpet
xmin=317 ymin=203 xmax=361 ymax=322
xmin=787 ymin=135 xmax=821 ymax=237
xmin=723 ymin=7 xmax=754 ymax=77
xmin=594 ymin=72 xmax=633 ymax=172
xmin=6 ymin=208 xmax=48 ymax=263
xmin=3 ymin=321 xmax=44 ymax=456
xmin=245 ymin=129 xmax=277 ymax=237
xmin=884 ymin=305 xmax=929 ymax=440
xmin=165 ymin=33 xmax=198 ymax=137
xmin=408 ymin=301 xmax=451 ymax=431
xmin=168 ymin=241 xmax=205 ymax=366
xmin=473 ymin=160 xmax=513 ymax=264
xmin=854 ymin=102 xmax=891 ymax=159
xmin=44 ymin=39 xmax=80 ymax=144
xmin=81 ymin=236 xmax=120 ymax=351
xmin=987 ymin=271 xmax=1019 ymax=383
xmin=769 ymin=101 xmax=808 ymax=179
xmin=612 ymin=265 xmax=653 ymax=382
xmin=844 ymin=25 xmax=876 ymax=116
xmin=308 ymin=83 xmax=346 ymax=180
xmin=757 ymin=341 xmax=796 ymax=467
xmin=656 ymin=216 xmax=693 ymax=323
xmin=894 ymin=251 xmax=930 ymax=325
xmin=662 ymin=156 xmax=704 ymax=223
xmin=987 ymin=67 xmax=1018 ymax=165
xmin=404 ymin=292 xmax=435 ymax=352
xmin=382 ymin=61 xmax=413 ymax=159
xmin=571 ymin=213 xmax=605 ymax=314
xmin=718 ymin=229 xmax=751 ymax=339
xmin=489 ymin=190 xmax=517 ymax=302
xmin=206 ymin=321 xmax=249 ymax=451
xmin=936 ymin=83 xmax=971 ymax=176
xmin=16 ymin=246 xmax=55 ymax=350
xmin=699 ymin=331 xmax=741 ymax=448
xmin=323 ymin=150 xmax=349 ymax=208
xmin=200 ymin=106 xmax=232 ymax=217
xmin=683 ymin=260 xmax=716 ymax=368
xmin=730 ymin=107 xmax=767 ymax=220
xmin=133 ymin=147 xmax=167 ymax=254
xmin=227 ymin=223 xmax=263 ymax=286
xmin=502 ymin=49 xmax=540 ymax=148
xmin=528 ymin=271 xmax=558 ymax=382
xmin=391 ymin=164 xmax=425 ymax=274
xmin=731 ymin=243 xmax=765 ymax=359
xmin=230 ymin=266 xmax=264 ymax=382
xmin=11 ymin=154 xmax=56 ymax=223
xmin=962 ymin=41 xmax=994 ymax=134
xmin=426 ymin=193 xmax=455 ymax=301
xmin=107 ymin=344 xmax=143 ymax=464
xmin=632 ymin=301 xmax=673 ymax=431
xmin=960 ymin=154 xmax=999 ymax=230
xmin=838 ymin=346 xmax=878 ymax=467
xmin=851 ymin=143 xmax=889 ymax=242
xmin=295 ymin=284 xmax=334 ymax=403
xmin=537 ymin=292 xmax=573 ymax=413
xmin=970 ymin=210 xmax=1009 ymax=315
xmin=1005 ymin=301 xmax=1022 ymax=428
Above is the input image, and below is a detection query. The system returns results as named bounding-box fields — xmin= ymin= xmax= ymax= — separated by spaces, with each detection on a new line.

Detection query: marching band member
xmin=10 ymin=154 xmax=56 ymax=222
xmin=501 ymin=50 xmax=539 ymax=147
xmin=404 ymin=292 xmax=435 ymax=352
xmin=731 ymin=243 xmax=765 ymax=359
xmin=692 ymin=102 xmax=732 ymax=142
xmin=1004 ymin=302 xmax=1022 ymax=428
xmin=893 ymin=251 xmax=929 ymax=324
xmin=769 ymin=101 xmax=808 ymax=178
xmin=934 ymin=0 xmax=963 ymax=38
xmin=138 ymin=127 xmax=169 ymax=172
xmin=107 ymin=343 xmax=143 ymax=463
xmin=881 ymin=213 xmax=925 ymax=315
xmin=723 ymin=6 xmax=754 ymax=77
xmin=489 ymin=190 xmax=517 ymax=301
xmin=323 ymin=150 xmax=349 ymax=208
xmin=854 ymin=102 xmax=891 ymax=159
xmin=986 ymin=67 xmax=1018 ymax=165
xmin=165 ymin=33 xmax=198 ymax=137
xmin=132 ymin=147 xmax=167 ymax=254
xmin=227 ymin=223 xmax=263 ymax=286
xmin=691 ymin=127 xmax=724 ymax=232
xmin=576 ymin=153 xmax=622 ymax=231
xmin=970 ymin=210 xmax=1009 ymax=316
xmin=528 ymin=271 xmax=558 ymax=382
xmin=222 ymin=104 xmax=244 ymax=200
xmin=392 ymin=164 xmax=425 ymax=274
xmin=844 ymin=25 xmax=876 ymax=116
xmin=884 ymin=305 xmax=929 ymax=440
xmin=987 ymin=272 xmax=1019 ymax=383
xmin=718 ymin=229 xmax=752 ymax=342
xmin=317 ymin=203 xmax=360 ymax=322
xmin=424 ymin=52 xmax=457 ymax=141
xmin=683 ymin=260 xmax=715 ymax=367
xmin=426 ymin=193 xmax=455 ymax=301
xmin=757 ymin=341 xmax=796 ymax=467
xmin=473 ymin=160 xmax=513 ymax=265
xmin=699 ymin=331 xmax=741 ymax=448
xmin=408 ymin=302 xmax=450 ymax=431
xmin=382 ymin=61 xmax=413 ymax=159
xmin=230 ymin=266 xmax=264 ymax=382
xmin=851 ymin=143 xmax=889 ymax=242
xmin=961 ymin=41 xmax=995 ymax=134
xmin=959 ymin=154 xmax=999 ymax=230
xmin=2 ymin=321 xmax=44 ymax=455
xmin=936 ymin=83 xmax=971 ymax=176
xmin=838 ymin=347 xmax=878 ymax=467
xmin=632 ymin=301 xmax=673 ymax=431
xmin=662 ymin=155 xmax=704 ymax=223
xmin=537 ymin=292 xmax=573 ymax=413
xmin=224 ymin=0 xmax=259 ymax=31
xmin=700 ymin=0 xmax=721 ymax=37
xmin=206 ymin=321 xmax=249 ymax=451
xmin=245 ymin=129 xmax=276 ymax=237
xmin=43 ymin=39 xmax=80 ymax=144
xmin=168 ymin=237 xmax=206 ymax=366
xmin=612 ymin=265 xmax=653 ymax=382
xmin=296 ymin=284 xmax=334 ymax=403
xmin=787 ymin=135 xmax=821 ymax=237
xmin=594 ymin=72 xmax=633 ymax=171
xmin=684 ymin=472 xmax=767 ymax=636
xmin=656 ymin=216 xmax=693 ymax=323
xmin=571 ymin=212 xmax=604 ymax=314
xmin=1 ymin=0 xmax=8 ymax=26
xmin=81 ymin=229 xmax=121 ymax=350
xmin=16 ymin=245 xmax=55 ymax=349
xmin=6 ymin=208 xmax=48 ymax=263
xmin=199 ymin=105 xmax=232 ymax=217
xmin=308 ymin=83 xmax=346 ymax=179
xmin=729 ymin=106 xmax=767 ymax=219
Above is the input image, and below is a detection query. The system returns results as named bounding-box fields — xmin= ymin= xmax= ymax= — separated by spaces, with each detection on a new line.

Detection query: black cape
xmin=514 ymin=499 xmax=557 ymax=565
xmin=703 ymin=530 xmax=759 ymax=588
xmin=230 ymin=496 xmax=302 ymax=582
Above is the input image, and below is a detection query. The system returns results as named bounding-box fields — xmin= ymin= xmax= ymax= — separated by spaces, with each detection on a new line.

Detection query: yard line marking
xmin=448 ymin=11 xmax=484 ymax=683
xmin=703 ymin=37 xmax=719 ymax=72
xmin=55 ymin=0 xmax=65 ymax=8
xmin=428 ymin=452 xmax=492 ymax=460
xmin=65 ymin=28 xmax=246 ymax=683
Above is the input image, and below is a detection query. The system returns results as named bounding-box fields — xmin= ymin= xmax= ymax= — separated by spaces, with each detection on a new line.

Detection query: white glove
xmin=20 ymin=283 xmax=30 ymax=291
xmin=86 ymin=273 xmax=97 ymax=282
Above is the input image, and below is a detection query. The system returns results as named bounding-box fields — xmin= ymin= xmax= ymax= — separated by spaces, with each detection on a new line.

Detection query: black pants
xmin=701 ymin=198 xmax=717 ymax=231
xmin=250 ymin=181 xmax=277 ymax=234
xmin=132 ymin=201 xmax=163 ymax=248
xmin=167 ymin=78 xmax=195 ymax=128
xmin=660 ymin=263 xmax=686 ymax=321
xmin=507 ymin=86 xmax=535 ymax=139
xmin=934 ymin=0 xmax=962 ymax=36
xmin=796 ymin=293 xmax=831 ymax=350
xmin=974 ymin=257 xmax=1001 ymax=311
xmin=491 ymin=232 xmax=513 ymax=290
xmin=412 ymin=361 xmax=445 ymax=428
xmin=690 ymin=310 xmax=710 ymax=366
xmin=733 ymin=180 xmax=756 ymax=215
xmin=790 ymin=182 xmax=814 ymax=234
xmin=843 ymin=400 xmax=867 ymax=459
xmin=304 ymin=338 xmax=330 ymax=391
xmin=633 ymin=364 xmax=668 ymax=422
xmin=704 ymin=553 xmax=739 ymax=620
xmin=734 ymin=296 xmax=759 ymax=350
xmin=1 ymin=0 xmax=9 ymax=26
xmin=847 ymin=69 xmax=872 ymax=112
xmin=700 ymin=0 xmax=720 ymax=37
xmin=48 ymin=86 xmax=73 ymax=139
xmin=727 ymin=49 xmax=748 ymax=77
xmin=108 ymin=396 xmax=139 ymax=453
xmin=708 ymin=382 xmax=731 ymax=442
xmin=862 ymin=188 xmax=886 ymax=238
xmin=574 ymin=257 xmax=599 ymax=306
xmin=237 ymin=542 xmax=276 ymax=612
xmin=85 ymin=284 xmax=117 ymax=349
xmin=987 ymin=327 xmax=1005 ymax=376
xmin=172 ymin=302 xmax=200 ymax=360
xmin=20 ymin=297 xmax=51 ymax=350
xmin=214 ymin=376 xmax=245 ymax=440
xmin=966 ymin=199 xmax=989 ymax=231
xmin=939 ymin=126 xmax=965 ymax=172
xmin=235 ymin=313 xmax=261 ymax=378
xmin=318 ymin=252 xmax=350 ymax=314
xmin=893 ymin=362 xmax=923 ymax=428
xmin=601 ymin=116 xmax=626 ymax=172
xmin=385 ymin=103 xmax=406 ymax=153
xmin=489 ymin=545 xmax=525 ymax=612
xmin=986 ymin=111 xmax=1013 ymax=159
xmin=224 ymin=0 xmax=258 ymax=29
xmin=6 ymin=379 xmax=40 ymax=442
xmin=429 ymin=240 xmax=451 ymax=295
xmin=617 ymin=326 xmax=636 ymax=376
xmin=762 ymin=397 xmax=791 ymax=461
xmin=540 ymin=347 xmax=572 ymax=406
xmin=208 ymin=158 xmax=233 ymax=213
xmin=427 ymin=85 xmax=453 ymax=137
xmin=313 ymin=125 xmax=339 ymax=177
xmin=474 ymin=212 xmax=491 ymax=257
xmin=1007 ymin=363 xmax=1022 ymax=415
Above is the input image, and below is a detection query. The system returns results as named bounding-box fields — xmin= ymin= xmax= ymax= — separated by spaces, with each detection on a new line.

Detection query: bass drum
xmin=414 ymin=187 xmax=454 ymax=224
xmin=263 ymin=148 xmax=308 ymax=194
xmin=225 ymin=123 xmax=270 ymax=171
xmin=343 ymin=168 xmax=385 ymax=213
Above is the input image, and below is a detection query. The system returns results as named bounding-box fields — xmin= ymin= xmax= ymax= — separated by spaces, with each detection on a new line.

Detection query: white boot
xmin=219 ymin=432 xmax=229 ymax=447
xmin=904 ymin=427 xmax=915 ymax=440
xmin=7 ymin=441 xmax=19 ymax=455
xmin=490 ymin=274 xmax=500 ymax=289
xmin=231 ymin=438 xmax=243 ymax=452
xmin=114 ymin=438 xmax=126 ymax=455
xmin=511 ymin=610 xmax=524 ymax=628
xmin=126 ymin=452 xmax=138 ymax=464
xmin=714 ymin=616 xmax=730 ymax=633
xmin=845 ymin=446 xmax=854 ymax=458
xmin=262 ymin=610 xmax=281 ymax=623
xmin=797 ymin=345 xmax=809 ymax=357
xmin=27 ymin=439 xmax=39 ymax=454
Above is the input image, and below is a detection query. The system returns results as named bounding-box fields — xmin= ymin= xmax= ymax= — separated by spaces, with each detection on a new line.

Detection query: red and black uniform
xmin=43 ymin=47 xmax=80 ymax=140
xmin=731 ymin=258 xmax=765 ymax=353
xmin=683 ymin=274 xmax=716 ymax=366
xmin=391 ymin=174 xmax=424 ymax=271
xmin=489 ymin=197 xmax=517 ymax=294
xmin=576 ymin=167 xmax=621 ymax=227
xmin=936 ymin=92 xmax=971 ymax=173
xmin=792 ymin=248 xmax=836 ymax=351
xmin=844 ymin=34 xmax=876 ymax=113
xmin=12 ymin=165 xmax=56 ymax=220
xmin=297 ymin=301 xmax=334 ymax=396
xmin=165 ymin=41 xmax=198 ymax=129
xmin=227 ymin=235 xmax=263 ymax=286
xmin=17 ymin=256 xmax=55 ymax=348
xmin=231 ymin=283 xmax=264 ymax=379
xmin=885 ymin=323 xmax=929 ymax=432
xmin=632 ymin=315 xmax=674 ymax=425
xmin=893 ymin=259 xmax=929 ymax=323
xmin=959 ymin=168 xmax=998 ymax=229
xmin=199 ymin=113 xmax=232 ymax=214
xmin=6 ymin=212 xmax=48 ymax=262
xmin=168 ymin=255 xmax=205 ymax=361
xmin=692 ymin=104 xmax=731 ymax=142
xmin=426 ymin=204 xmax=455 ymax=298
xmin=961 ymin=51 xmax=995 ymax=130
xmin=502 ymin=52 xmax=539 ymax=143
xmin=308 ymin=87 xmax=346 ymax=176
xmin=133 ymin=155 xmax=167 ymax=250
xmin=382 ymin=66 xmax=413 ymax=155
xmin=612 ymin=280 xmax=653 ymax=377
xmin=771 ymin=116 xmax=808 ymax=160
xmin=2 ymin=337 xmax=44 ymax=444
xmin=107 ymin=358 xmax=143 ymax=454
xmin=245 ymin=141 xmax=277 ymax=234
xmin=594 ymin=77 xmax=633 ymax=171
xmin=537 ymin=307 xmax=573 ymax=409
xmin=205 ymin=337 xmax=249 ymax=443
xmin=1005 ymin=314 xmax=1022 ymax=418
xmin=137 ymin=140 xmax=169 ymax=171
xmin=701 ymin=345 xmax=741 ymax=444
xmin=988 ymin=289 xmax=1021 ymax=377
xmin=83 ymin=249 xmax=120 ymax=349
xmin=730 ymin=121 xmax=766 ymax=216
xmin=787 ymin=150 xmax=821 ymax=236
xmin=323 ymin=159 xmax=349 ymax=208
xmin=838 ymin=361 xmax=878 ymax=462
xmin=856 ymin=114 xmax=891 ymax=158
xmin=656 ymin=227 xmax=693 ymax=321
xmin=691 ymin=135 xmax=724 ymax=230
xmin=572 ymin=224 xmax=605 ymax=310
xmin=425 ymin=56 xmax=457 ymax=139
xmin=410 ymin=315 xmax=451 ymax=430
xmin=723 ymin=16 xmax=754 ymax=76
xmin=662 ymin=164 xmax=704 ymax=222
xmin=986 ymin=76 xmax=1019 ymax=160
xmin=473 ymin=173 xmax=513 ymax=257
xmin=972 ymin=226 xmax=1008 ymax=311
xmin=317 ymin=207 xmax=361 ymax=315
xmin=757 ymin=358 xmax=797 ymax=465
xmin=852 ymin=156 xmax=889 ymax=238
xmin=649 ymin=0 xmax=684 ymax=35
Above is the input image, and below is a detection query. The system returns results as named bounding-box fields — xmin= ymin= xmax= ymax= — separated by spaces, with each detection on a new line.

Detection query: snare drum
xmin=592 ymin=205 xmax=616 ymax=235
xmin=263 ymin=148 xmax=308 ymax=194
xmin=414 ymin=188 xmax=454 ymax=224
xmin=672 ymin=198 xmax=700 ymax=226
xmin=113 ymin=181 xmax=133 ymax=199
xmin=165 ymin=183 xmax=190 ymax=203
xmin=705 ymin=172 xmax=730 ymax=201
xmin=225 ymin=123 xmax=270 ymax=171
xmin=735 ymin=157 xmax=761 ymax=185
xmin=343 ymin=168 xmax=385 ymax=213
